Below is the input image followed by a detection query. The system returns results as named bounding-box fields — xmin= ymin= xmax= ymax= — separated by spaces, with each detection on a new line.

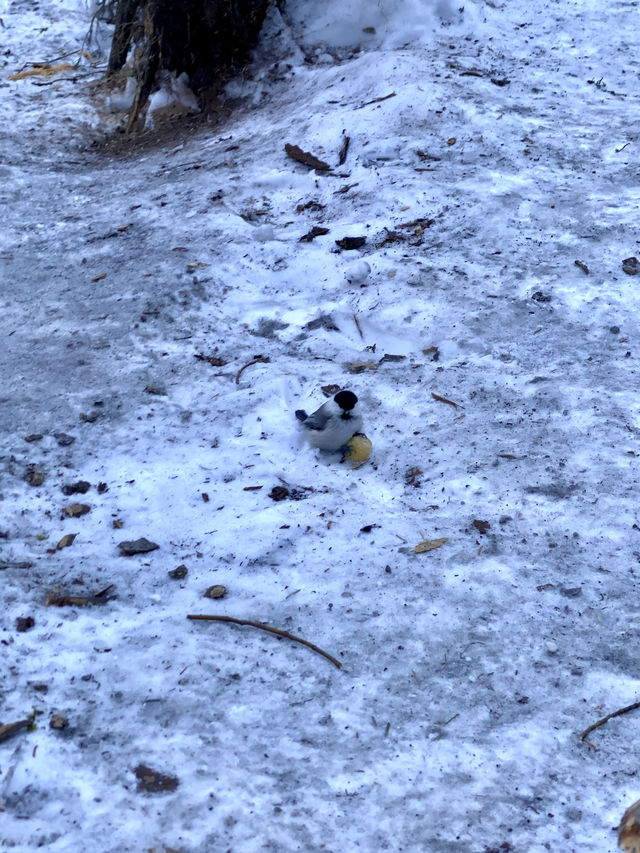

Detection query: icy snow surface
xmin=1 ymin=0 xmax=640 ymax=850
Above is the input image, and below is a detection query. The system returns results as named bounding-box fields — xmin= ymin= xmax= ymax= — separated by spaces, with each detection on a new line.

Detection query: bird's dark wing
xmin=298 ymin=407 xmax=330 ymax=431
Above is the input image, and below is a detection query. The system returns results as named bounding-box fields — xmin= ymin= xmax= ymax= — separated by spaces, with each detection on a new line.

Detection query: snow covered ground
xmin=2 ymin=0 xmax=640 ymax=850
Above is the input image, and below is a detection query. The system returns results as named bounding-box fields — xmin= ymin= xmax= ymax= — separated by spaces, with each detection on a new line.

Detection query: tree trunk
xmin=107 ymin=0 xmax=270 ymax=130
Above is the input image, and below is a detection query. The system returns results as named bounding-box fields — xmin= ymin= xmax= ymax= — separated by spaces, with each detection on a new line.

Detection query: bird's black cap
xmin=334 ymin=390 xmax=358 ymax=411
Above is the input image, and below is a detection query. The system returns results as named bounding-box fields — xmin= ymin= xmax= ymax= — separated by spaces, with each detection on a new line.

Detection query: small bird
xmin=295 ymin=389 xmax=363 ymax=452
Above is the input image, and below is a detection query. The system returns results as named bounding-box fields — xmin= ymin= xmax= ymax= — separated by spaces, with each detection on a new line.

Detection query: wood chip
xmin=299 ymin=226 xmax=330 ymax=243
xmin=284 ymin=143 xmax=331 ymax=171
xmin=134 ymin=764 xmax=179 ymax=793
xmin=413 ymin=538 xmax=447 ymax=553
xmin=347 ymin=361 xmax=379 ymax=374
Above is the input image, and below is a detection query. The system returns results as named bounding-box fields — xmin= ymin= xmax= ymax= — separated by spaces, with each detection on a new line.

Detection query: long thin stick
xmin=187 ymin=614 xmax=342 ymax=669
xmin=235 ymin=355 xmax=270 ymax=385
xmin=579 ymin=700 xmax=640 ymax=748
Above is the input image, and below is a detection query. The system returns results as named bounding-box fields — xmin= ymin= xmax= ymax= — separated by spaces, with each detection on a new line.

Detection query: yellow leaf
xmin=10 ymin=63 xmax=73 ymax=80
xmin=413 ymin=537 xmax=447 ymax=553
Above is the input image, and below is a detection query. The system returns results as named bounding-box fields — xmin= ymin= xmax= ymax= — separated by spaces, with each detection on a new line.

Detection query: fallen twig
xmin=338 ymin=135 xmax=350 ymax=166
xmin=353 ymin=312 xmax=364 ymax=340
xmin=235 ymin=355 xmax=270 ymax=385
xmin=0 ymin=711 xmax=37 ymax=743
xmin=187 ymin=614 xmax=342 ymax=669
xmin=431 ymin=392 xmax=463 ymax=409
xmin=46 ymin=584 xmax=115 ymax=607
xmin=579 ymin=700 xmax=640 ymax=749
xmin=357 ymin=91 xmax=396 ymax=109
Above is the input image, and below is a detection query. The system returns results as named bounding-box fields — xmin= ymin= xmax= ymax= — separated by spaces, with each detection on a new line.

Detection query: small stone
xmin=64 ymin=503 xmax=91 ymax=518
xmin=26 ymin=468 xmax=45 ymax=486
xmin=16 ymin=616 xmax=35 ymax=632
xmin=169 ymin=565 xmax=188 ymax=580
xmin=24 ymin=434 xmax=43 ymax=443
xmin=118 ymin=538 xmax=159 ymax=556
xmin=532 ymin=290 xmax=552 ymax=302
xmin=609 ymin=325 xmax=621 ymax=335
xmin=49 ymin=714 xmax=69 ymax=730
xmin=622 ymin=256 xmax=639 ymax=275
xmin=336 ymin=236 xmax=366 ymax=251
xmin=54 ymin=433 xmax=76 ymax=447
xmin=204 ymin=584 xmax=226 ymax=599
xmin=269 ymin=485 xmax=290 ymax=502
xmin=61 ymin=481 xmax=91 ymax=496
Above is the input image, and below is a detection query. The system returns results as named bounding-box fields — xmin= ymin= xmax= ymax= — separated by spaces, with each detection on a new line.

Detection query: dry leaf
xmin=413 ymin=537 xmax=447 ymax=553
xmin=57 ymin=533 xmax=77 ymax=550
xmin=321 ymin=384 xmax=341 ymax=397
xmin=619 ymin=797 xmax=640 ymax=852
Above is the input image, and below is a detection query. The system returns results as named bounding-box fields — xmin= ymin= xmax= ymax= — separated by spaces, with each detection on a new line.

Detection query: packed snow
xmin=2 ymin=0 xmax=640 ymax=851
